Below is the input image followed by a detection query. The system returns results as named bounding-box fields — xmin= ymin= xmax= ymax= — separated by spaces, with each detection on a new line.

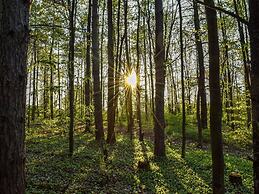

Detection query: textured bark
xmin=107 ymin=0 xmax=116 ymax=144
xmin=248 ymin=0 xmax=259 ymax=192
xmin=0 ymin=0 xmax=29 ymax=192
xmin=154 ymin=0 xmax=165 ymax=157
xmin=205 ymin=0 xmax=225 ymax=193
xmin=92 ymin=0 xmax=104 ymax=141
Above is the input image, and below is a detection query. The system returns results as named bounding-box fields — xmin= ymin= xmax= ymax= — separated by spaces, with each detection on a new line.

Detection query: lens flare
xmin=125 ymin=70 xmax=137 ymax=88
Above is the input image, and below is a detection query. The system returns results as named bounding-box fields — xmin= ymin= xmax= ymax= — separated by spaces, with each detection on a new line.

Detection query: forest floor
xmin=26 ymin=117 xmax=253 ymax=194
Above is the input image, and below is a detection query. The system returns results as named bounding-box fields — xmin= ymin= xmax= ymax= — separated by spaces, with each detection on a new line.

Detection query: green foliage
xmin=26 ymin=122 xmax=253 ymax=193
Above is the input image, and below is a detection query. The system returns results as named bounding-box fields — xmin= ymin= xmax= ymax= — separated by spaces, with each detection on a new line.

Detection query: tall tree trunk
xmin=114 ymin=0 xmax=122 ymax=122
xmin=27 ymin=64 xmax=32 ymax=128
xmin=248 ymin=0 xmax=259 ymax=192
xmin=32 ymin=40 xmax=37 ymax=121
xmin=124 ymin=0 xmax=133 ymax=139
xmin=154 ymin=0 xmax=166 ymax=157
xmin=205 ymin=0 xmax=225 ymax=193
xmin=143 ymin=17 xmax=149 ymax=121
xmin=0 ymin=0 xmax=29 ymax=192
xmin=136 ymin=0 xmax=143 ymax=141
xmin=100 ymin=0 xmax=106 ymax=109
xmin=57 ymin=43 xmax=61 ymax=110
xmin=85 ymin=0 xmax=92 ymax=132
xmin=193 ymin=0 xmax=207 ymax=131
xmin=92 ymin=0 xmax=104 ymax=142
xmin=49 ymin=34 xmax=55 ymax=119
xmin=147 ymin=0 xmax=155 ymax=113
xmin=107 ymin=0 xmax=116 ymax=144
xmin=68 ymin=0 xmax=76 ymax=156
xmin=178 ymin=0 xmax=186 ymax=158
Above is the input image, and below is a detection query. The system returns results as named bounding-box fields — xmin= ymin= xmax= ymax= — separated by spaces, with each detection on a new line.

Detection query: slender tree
xmin=154 ymin=0 xmax=166 ymax=157
xmin=178 ymin=0 xmax=186 ymax=158
xmin=136 ymin=0 xmax=143 ymax=141
xmin=85 ymin=0 xmax=92 ymax=132
xmin=92 ymin=0 xmax=104 ymax=141
xmin=193 ymin=0 xmax=207 ymax=134
xmin=205 ymin=0 xmax=225 ymax=193
xmin=107 ymin=0 xmax=116 ymax=144
xmin=0 ymin=0 xmax=29 ymax=192
xmin=68 ymin=0 xmax=76 ymax=156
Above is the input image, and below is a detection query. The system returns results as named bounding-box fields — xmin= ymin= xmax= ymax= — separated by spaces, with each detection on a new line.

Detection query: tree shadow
xmin=184 ymin=147 xmax=253 ymax=193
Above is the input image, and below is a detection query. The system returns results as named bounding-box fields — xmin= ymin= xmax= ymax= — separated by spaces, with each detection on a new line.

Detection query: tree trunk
xmin=92 ymin=0 xmax=104 ymax=142
xmin=193 ymin=0 xmax=207 ymax=130
xmin=0 ymin=0 xmax=29 ymax=192
xmin=178 ymin=0 xmax=186 ymax=158
xmin=32 ymin=40 xmax=37 ymax=121
xmin=107 ymin=0 xmax=116 ymax=144
xmin=124 ymin=0 xmax=133 ymax=139
xmin=136 ymin=0 xmax=143 ymax=141
xmin=68 ymin=0 xmax=76 ymax=156
xmin=85 ymin=0 xmax=92 ymax=132
xmin=49 ymin=34 xmax=55 ymax=119
xmin=154 ymin=0 xmax=166 ymax=157
xmin=248 ymin=0 xmax=259 ymax=192
xmin=205 ymin=0 xmax=225 ymax=193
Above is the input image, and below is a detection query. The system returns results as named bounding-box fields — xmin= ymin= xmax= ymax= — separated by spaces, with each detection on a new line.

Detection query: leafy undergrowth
xmin=26 ymin=125 xmax=253 ymax=193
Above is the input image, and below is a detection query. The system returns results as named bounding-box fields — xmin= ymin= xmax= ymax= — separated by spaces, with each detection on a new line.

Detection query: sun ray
xmin=125 ymin=70 xmax=137 ymax=89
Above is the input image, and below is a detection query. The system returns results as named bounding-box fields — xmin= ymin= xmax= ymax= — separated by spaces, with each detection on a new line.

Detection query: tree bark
xmin=136 ymin=0 xmax=143 ymax=141
xmin=85 ymin=0 xmax=92 ymax=132
xmin=0 ymin=0 xmax=29 ymax=192
xmin=248 ymin=0 xmax=259 ymax=192
xmin=68 ymin=0 xmax=76 ymax=156
xmin=193 ymin=0 xmax=207 ymax=130
xmin=92 ymin=0 xmax=104 ymax=142
xmin=154 ymin=0 xmax=166 ymax=157
xmin=107 ymin=0 xmax=116 ymax=144
xmin=178 ymin=0 xmax=186 ymax=158
xmin=205 ymin=0 xmax=225 ymax=193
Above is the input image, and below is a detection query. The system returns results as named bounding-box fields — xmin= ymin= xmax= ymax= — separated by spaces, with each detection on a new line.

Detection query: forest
xmin=0 ymin=0 xmax=259 ymax=193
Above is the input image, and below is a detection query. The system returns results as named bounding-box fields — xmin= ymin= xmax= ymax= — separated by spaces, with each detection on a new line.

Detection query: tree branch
xmin=195 ymin=0 xmax=248 ymax=25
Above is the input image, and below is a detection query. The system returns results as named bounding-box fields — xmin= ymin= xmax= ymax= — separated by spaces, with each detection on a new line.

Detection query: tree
xmin=123 ymin=0 xmax=133 ymax=139
xmin=68 ymin=0 xmax=76 ymax=156
xmin=0 ymin=0 xmax=29 ymax=192
xmin=107 ymin=0 xmax=116 ymax=144
xmin=178 ymin=0 xmax=186 ymax=158
xmin=154 ymin=0 xmax=166 ymax=157
xmin=136 ymin=0 xmax=143 ymax=141
xmin=85 ymin=0 xmax=92 ymax=132
xmin=92 ymin=0 xmax=104 ymax=142
xmin=205 ymin=0 xmax=225 ymax=193
xmin=248 ymin=0 xmax=259 ymax=192
xmin=193 ymin=0 xmax=207 ymax=147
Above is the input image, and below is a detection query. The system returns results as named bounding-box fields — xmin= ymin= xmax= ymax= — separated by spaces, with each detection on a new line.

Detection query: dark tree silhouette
xmin=0 ymin=0 xmax=29 ymax=192
xmin=205 ymin=0 xmax=225 ymax=193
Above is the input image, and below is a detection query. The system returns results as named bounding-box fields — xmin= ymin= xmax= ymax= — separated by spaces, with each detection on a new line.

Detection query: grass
xmin=26 ymin=120 xmax=253 ymax=193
